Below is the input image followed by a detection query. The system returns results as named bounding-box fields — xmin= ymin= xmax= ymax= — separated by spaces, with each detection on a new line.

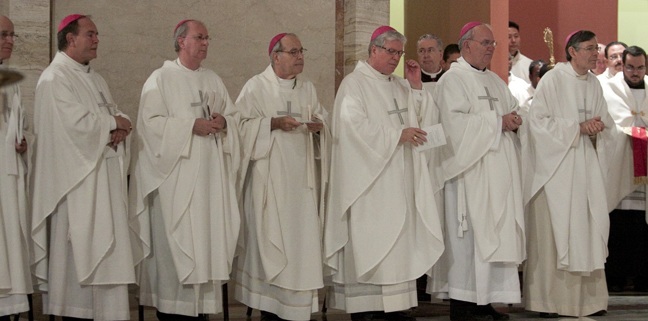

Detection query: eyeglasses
xmin=576 ymin=45 xmax=600 ymax=53
xmin=185 ymin=35 xmax=210 ymax=41
xmin=609 ymin=54 xmax=622 ymax=60
xmin=468 ymin=39 xmax=497 ymax=48
xmin=276 ymin=48 xmax=307 ymax=57
xmin=376 ymin=45 xmax=405 ymax=57
xmin=625 ymin=65 xmax=646 ymax=73
xmin=0 ymin=31 xmax=18 ymax=41
xmin=417 ymin=47 xmax=439 ymax=55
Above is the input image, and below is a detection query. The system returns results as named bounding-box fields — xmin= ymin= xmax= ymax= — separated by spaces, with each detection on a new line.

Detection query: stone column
xmin=335 ymin=0 xmax=389 ymax=93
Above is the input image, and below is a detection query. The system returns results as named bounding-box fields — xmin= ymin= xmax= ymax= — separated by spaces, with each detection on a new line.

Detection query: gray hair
xmin=174 ymin=20 xmax=203 ymax=52
xmin=270 ymin=32 xmax=298 ymax=66
xmin=458 ymin=23 xmax=491 ymax=50
xmin=417 ymin=34 xmax=443 ymax=50
xmin=368 ymin=30 xmax=406 ymax=56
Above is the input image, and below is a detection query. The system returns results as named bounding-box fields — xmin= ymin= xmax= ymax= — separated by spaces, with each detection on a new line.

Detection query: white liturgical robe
xmin=32 ymin=52 xmax=134 ymax=320
xmin=324 ymin=60 xmax=444 ymax=313
xmin=521 ymin=62 xmax=610 ymax=316
xmin=511 ymin=51 xmax=532 ymax=85
xmin=601 ymin=73 xmax=648 ymax=216
xmin=432 ymin=57 xmax=525 ymax=305
xmin=129 ymin=59 xmax=241 ymax=316
xmin=0 ymin=74 xmax=31 ymax=316
xmin=233 ymin=65 xmax=327 ymax=320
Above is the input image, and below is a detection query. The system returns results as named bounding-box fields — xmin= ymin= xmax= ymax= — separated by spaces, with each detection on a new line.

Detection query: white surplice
xmin=511 ymin=51 xmax=532 ymax=85
xmin=324 ymin=60 xmax=444 ymax=313
xmin=601 ymin=73 xmax=648 ymax=216
xmin=129 ymin=59 xmax=241 ymax=316
xmin=508 ymin=74 xmax=532 ymax=110
xmin=521 ymin=62 xmax=610 ymax=316
xmin=0 ymin=73 xmax=31 ymax=316
xmin=32 ymin=52 xmax=134 ymax=320
xmin=233 ymin=65 xmax=327 ymax=321
xmin=432 ymin=57 xmax=525 ymax=305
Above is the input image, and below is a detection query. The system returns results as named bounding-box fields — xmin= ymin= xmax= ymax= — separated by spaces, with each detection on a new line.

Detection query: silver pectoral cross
xmin=478 ymin=87 xmax=499 ymax=111
xmin=578 ymin=97 xmax=592 ymax=122
xmin=191 ymin=90 xmax=210 ymax=119
xmin=277 ymin=101 xmax=302 ymax=118
xmin=98 ymin=91 xmax=115 ymax=115
xmin=388 ymin=98 xmax=407 ymax=125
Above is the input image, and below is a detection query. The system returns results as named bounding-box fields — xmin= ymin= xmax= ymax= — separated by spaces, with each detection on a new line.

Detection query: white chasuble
xmin=324 ymin=60 xmax=444 ymax=299
xmin=233 ymin=65 xmax=327 ymax=320
xmin=129 ymin=59 xmax=241 ymax=316
xmin=432 ymin=58 xmax=525 ymax=304
xmin=32 ymin=52 xmax=133 ymax=319
xmin=521 ymin=61 xmax=610 ymax=317
xmin=523 ymin=62 xmax=611 ymax=273
xmin=439 ymin=58 xmax=525 ymax=265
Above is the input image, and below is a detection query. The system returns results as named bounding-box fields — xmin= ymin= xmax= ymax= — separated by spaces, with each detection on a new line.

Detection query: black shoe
xmin=385 ymin=310 xmax=416 ymax=321
xmin=538 ymin=312 xmax=559 ymax=318
xmin=261 ymin=311 xmax=286 ymax=321
xmin=350 ymin=311 xmax=386 ymax=321
xmin=156 ymin=311 xmax=205 ymax=321
xmin=450 ymin=299 xmax=493 ymax=321
xmin=450 ymin=309 xmax=494 ymax=321
xmin=475 ymin=304 xmax=509 ymax=321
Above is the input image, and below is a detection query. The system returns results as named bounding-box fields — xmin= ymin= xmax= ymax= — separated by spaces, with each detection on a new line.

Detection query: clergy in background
xmin=31 ymin=14 xmax=135 ymax=320
xmin=509 ymin=21 xmax=533 ymax=85
xmin=128 ymin=19 xmax=241 ymax=321
xmin=0 ymin=15 xmax=31 ymax=321
xmin=324 ymin=25 xmax=444 ymax=321
xmin=416 ymin=32 xmax=448 ymax=304
xmin=233 ymin=32 xmax=328 ymax=321
xmin=432 ymin=22 xmax=525 ymax=321
xmin=521 ymin=30 xmax=611 ymax=317
xmin=601 ymin=45 xmax=648 ymax=293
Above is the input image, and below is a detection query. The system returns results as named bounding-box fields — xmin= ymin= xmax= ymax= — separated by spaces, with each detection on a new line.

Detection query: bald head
xmin=0 ymin=15 xmax=15 ymax=62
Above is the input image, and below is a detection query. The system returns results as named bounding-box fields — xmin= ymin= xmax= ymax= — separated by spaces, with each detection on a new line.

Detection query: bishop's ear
xmin=66 ymin=33 xmax=75 ymax=47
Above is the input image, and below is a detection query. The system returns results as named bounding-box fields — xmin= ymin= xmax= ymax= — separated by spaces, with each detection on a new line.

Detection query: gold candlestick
xmin=543 ymin=27 xmax=556 ymax=67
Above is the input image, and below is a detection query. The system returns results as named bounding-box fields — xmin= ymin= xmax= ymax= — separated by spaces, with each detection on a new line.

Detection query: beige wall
xmin=4 ymin=0 xmax=390 ymax=127
xmin=51 ymin=1 xmax=336 ymax=119
xmin=47 ymin=0 xmax=336 ymax=121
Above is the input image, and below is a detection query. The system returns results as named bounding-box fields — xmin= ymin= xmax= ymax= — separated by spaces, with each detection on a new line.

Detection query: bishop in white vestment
xmin=0 ymin=15 xmax=31 ymax=318
xmin=432 ymin=22 xmax=525 ymax=321
xmin=233 ymin=33 xmax=327 ymax=321
xmin=521 ymin=30 xmax=610 ymax=317
xmin=128 ymin=20 xmax=241 ymax=319
xmin=32 ymin=15 xmax=135 ymax=320
xmin=324 ymin=26 xmax=444 ymax=321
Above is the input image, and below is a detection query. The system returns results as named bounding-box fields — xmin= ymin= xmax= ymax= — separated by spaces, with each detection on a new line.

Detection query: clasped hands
xmin=271 ymin=116 xmax=323 ymax=133
xmin=110 ymin=115 xmax=132 ymax=148
xmin=502 ymin=111 xmax=522 ymax=132
xmin=193 ymin=113 xmax=227 ymax=136
xmin=580 ymin=116 xmax=605 ymax=136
